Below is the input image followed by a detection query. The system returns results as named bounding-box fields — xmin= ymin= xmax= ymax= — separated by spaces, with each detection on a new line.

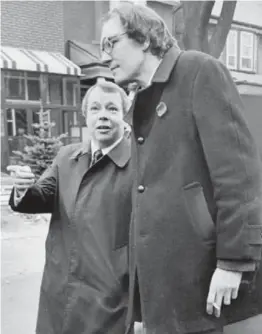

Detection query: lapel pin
xmin=156 ymin=101 xmax=167 ymax=117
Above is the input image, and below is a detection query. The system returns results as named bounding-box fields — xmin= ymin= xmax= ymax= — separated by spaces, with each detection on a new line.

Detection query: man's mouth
xmin=96 ymin=125 xmax=111 ymax=133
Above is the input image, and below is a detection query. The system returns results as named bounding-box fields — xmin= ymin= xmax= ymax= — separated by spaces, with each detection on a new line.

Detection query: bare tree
xmin=173 ymin=1 xmax=237 ymax=59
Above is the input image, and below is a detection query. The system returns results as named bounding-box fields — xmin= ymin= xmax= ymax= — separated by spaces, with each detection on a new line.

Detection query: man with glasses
xmin=101 ymin=2 xmax=262 ymax=334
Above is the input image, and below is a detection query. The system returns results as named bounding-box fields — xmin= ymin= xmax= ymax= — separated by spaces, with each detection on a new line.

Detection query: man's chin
xmin=114 ymin=75 xmax=132 ymax=87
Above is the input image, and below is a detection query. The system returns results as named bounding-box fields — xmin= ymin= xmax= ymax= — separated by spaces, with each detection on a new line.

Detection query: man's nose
xmin=98 ymin=114 xmax=109 ymax=121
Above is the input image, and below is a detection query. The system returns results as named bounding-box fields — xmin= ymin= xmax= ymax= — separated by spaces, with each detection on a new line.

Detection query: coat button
xmin=138 ymin=185 xmax=145 ymax=193
xmin=137 ymin=136 xmax=144 ymax=144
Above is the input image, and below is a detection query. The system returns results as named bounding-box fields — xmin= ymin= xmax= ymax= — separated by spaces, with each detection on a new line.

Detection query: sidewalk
xmin=1 ymin=204 xmax=49 ymax=334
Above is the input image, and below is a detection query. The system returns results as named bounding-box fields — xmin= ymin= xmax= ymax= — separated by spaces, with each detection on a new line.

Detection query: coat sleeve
xmin=192 ymin=57 xmax=262 ymax=263
xmin=9 ymin=155 xmax=59 ymax=214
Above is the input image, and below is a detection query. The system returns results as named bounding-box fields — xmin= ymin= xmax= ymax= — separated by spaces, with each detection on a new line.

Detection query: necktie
xmin=90 ymin=149 xmax=103 ymax=167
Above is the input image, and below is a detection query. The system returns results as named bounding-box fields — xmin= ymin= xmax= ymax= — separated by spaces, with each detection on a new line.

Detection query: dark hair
xmin=103 ymin=2 xmax=176 ymax=58
xmin=82 ymin=79 xmax=130 ymax=117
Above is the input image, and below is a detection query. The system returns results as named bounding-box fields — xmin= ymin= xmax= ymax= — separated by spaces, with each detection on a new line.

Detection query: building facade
xmin=212 ymin=1 xmax=262 ymax=149
xmin=1 ymin=1 xmax=82 ymax=169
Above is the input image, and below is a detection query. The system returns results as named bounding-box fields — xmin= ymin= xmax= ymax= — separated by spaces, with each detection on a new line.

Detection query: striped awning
xmin=0 ymin=46 xmax=81 ymax=76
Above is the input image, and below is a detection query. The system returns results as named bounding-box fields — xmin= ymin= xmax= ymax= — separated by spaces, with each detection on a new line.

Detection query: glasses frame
xmin=101 ymin=32 xmax=127 ymax=55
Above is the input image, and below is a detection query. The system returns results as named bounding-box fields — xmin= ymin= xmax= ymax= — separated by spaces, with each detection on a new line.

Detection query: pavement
xmin=1 ymin=205 xmax=49 ymax=334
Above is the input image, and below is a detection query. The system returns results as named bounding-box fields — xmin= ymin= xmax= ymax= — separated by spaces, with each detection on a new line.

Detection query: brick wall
xmin=1 ymin=1 xmax=64 ymax=53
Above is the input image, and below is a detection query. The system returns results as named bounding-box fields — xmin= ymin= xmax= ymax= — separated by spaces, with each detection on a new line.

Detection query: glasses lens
xmin=103 ymin=39 xmax=112 ymax=54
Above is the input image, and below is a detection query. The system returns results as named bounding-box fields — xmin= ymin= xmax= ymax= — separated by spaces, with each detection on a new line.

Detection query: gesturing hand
xmin=206 ymin=268 xmax=242 ymax=318
xmin=7 ymin=165 xmax=35 ymax=192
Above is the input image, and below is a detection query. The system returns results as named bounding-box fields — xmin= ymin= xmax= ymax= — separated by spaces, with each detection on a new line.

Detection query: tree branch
xmin=199 ymin=1 xmax=215 ymax=53
xmin=209 ymin=1 xmax=237 ymax=58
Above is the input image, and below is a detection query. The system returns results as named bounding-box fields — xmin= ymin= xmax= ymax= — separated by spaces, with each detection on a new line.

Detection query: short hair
xmin=103 ymin=1 xmax=176 ymax=58
xmin=82 ymin=79 xmax=130 ymax=117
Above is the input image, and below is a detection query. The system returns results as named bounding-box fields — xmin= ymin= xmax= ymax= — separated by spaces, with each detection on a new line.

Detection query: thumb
xmin=20 ymin=166 xmax=32 ymax=173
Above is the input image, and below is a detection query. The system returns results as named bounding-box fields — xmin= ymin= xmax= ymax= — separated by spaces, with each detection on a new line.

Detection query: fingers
xmin=206 ymin=289 xmax=216 ymax=315
xmin=14 ymin=177 xmax=34 ymax=190
xmin=8 ymin=165 xmax=35 ymax=190
xmin=231 ymin=286 xmax=239 ymax=300
xmin=223 ymin=288 xmax=232 ymax=305
xmin=206 ymin=269 xmax=242 ymax=318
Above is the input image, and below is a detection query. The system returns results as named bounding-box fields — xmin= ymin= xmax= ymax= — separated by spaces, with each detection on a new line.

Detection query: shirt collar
xmin=91 ymin=136 xmax=123 ymax=156
xmin=70 ymin=136 xmax=130 ymax=168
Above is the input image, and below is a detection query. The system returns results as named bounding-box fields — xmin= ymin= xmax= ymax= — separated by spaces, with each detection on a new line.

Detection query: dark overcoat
xmin=9 ymin=137 xmax=132 ymax=334
xmin=125 ymin=47 xmax=262 ymax=333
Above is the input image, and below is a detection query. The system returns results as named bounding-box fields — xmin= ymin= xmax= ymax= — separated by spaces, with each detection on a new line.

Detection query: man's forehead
xmin=101 ymin=16 xmax=124 ymax=39
xmin=89 ymin=87 xmax=122 ymax=104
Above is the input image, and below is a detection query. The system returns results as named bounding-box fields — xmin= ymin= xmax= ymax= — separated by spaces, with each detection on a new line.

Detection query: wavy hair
xmin=103 ymin=1 xmax=176 ymax=58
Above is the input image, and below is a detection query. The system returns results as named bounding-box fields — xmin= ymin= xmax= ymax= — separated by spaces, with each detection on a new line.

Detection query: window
xmin=47 ymin=75 xmax=63 ymax=104
xmin=27 ymin=72 xmax=41 ymax=101
xmin=4 ymin=71 xmax=41 ymax=101
xmin=4 ymin=71 xmax=26 ymax=100
xmin=65 ymin=80 xmax=78 ymax=106
xmin=226 ymin=30 xmax=238 ymax=70
xmin=240 ymin=31 xmax=256 ymax=71
xmin=6 ymin=108 xmax=27 ymax=136
xmin=225 ymin=29 xmax=258 ymax=73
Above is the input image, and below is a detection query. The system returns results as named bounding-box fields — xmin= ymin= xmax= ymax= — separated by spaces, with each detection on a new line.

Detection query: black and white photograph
xmin=1 ymin=1 xmax=262 ymax=333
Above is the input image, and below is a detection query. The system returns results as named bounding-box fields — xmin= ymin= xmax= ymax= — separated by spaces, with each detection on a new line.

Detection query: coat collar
xmin=152 ymin=45 xmax=182 ymax=83
xmin=124 ymin=45 xmax=182 ymax=126
xmin=69 ymin=136 xmax=130 ymax=168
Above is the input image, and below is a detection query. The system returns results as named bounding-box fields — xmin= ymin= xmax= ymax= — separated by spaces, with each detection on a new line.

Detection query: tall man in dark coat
xmin=8 ymin=80 xmax=133 ymax=334
xmin=101 ymin=3 xmax=262 ymax=334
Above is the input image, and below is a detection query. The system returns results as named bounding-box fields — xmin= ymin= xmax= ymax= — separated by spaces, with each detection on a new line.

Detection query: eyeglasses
xmin=101 ymin=32 xmax=127 ymax=55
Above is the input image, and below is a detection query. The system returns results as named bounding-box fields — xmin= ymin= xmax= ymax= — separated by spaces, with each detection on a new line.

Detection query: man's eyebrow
xmin=106 ymin=101 xmax=120 ymax=108
xmin=90 ymin=101 xmax=100 ymax=106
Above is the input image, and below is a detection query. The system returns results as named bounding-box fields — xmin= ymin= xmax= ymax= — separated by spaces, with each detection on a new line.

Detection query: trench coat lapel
xmin=67 ymin=141 xmax=91 ymax=215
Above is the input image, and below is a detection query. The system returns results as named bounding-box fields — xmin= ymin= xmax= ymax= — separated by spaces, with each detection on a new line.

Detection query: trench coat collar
xmin=152 ymin=45 xmax=182 ymax=84
xmin=124 ymin=45 xmax=182 ymax=126
xmin=69 ymin=136 xmax=130 ymax=168
xmin=107 ymin=136 xmax=130 ymax=168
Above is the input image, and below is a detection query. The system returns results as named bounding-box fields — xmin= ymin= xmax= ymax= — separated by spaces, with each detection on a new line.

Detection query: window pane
xmin=5 ymin=76 xmax=25 ymax=100
xmin=241 ymin=32 xmax=253 ymax=47
xmin=228 ymin=56 xmax=236 ymax=67
xmin=48 ymin=76 xmax=62 ymax=104
xmin=242 ymin=45 xmax=252 ymax=58
xmin=28 ymin=79 xmax=41 ymax=101
xmin=15 ymin=109 xmax=27 ymax=134
xmin=226 ymin=30 xmax=237 ymax=69
xmin=7 ymin=122 xmax=14 ymax=137
xmin=241 ymin=58 xmax=252 ymax=69
xmin=66 ymin=81 xmax=74 ymax=105
xmin=240 ymin=31 xmax=254 ymax=70
xmin=6 ymin=108 xmax=27 ymax=137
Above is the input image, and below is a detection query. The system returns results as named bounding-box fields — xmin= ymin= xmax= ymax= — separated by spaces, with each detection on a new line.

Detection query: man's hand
xmin=206 ymin=268 xmax=242 ymax=318
xmin=7 ymin=165 xmax=35 ymax=192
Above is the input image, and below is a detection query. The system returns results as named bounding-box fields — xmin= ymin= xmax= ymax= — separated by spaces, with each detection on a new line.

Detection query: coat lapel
xmin=66 ymin=141 xmax=91 ymax=216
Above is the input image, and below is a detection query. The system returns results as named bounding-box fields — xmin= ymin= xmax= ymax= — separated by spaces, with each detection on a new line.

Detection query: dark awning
xmin=67 ymin=40 xmax=100 ymax=66
xmin=67 ymin=40 xmax=114 ymax=81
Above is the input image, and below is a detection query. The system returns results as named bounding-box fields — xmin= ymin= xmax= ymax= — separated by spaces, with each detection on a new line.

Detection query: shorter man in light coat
xmin=8 ymin=80 xmax=133 ymax=334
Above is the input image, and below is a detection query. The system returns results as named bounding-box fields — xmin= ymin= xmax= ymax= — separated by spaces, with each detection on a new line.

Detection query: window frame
xmin=4 ymin=70 xmax=41 ymax=102
xmin=240 ymin=31 xmax=256 ymax=72
xmin=226 ymin=30 xmax=238 ymax=70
